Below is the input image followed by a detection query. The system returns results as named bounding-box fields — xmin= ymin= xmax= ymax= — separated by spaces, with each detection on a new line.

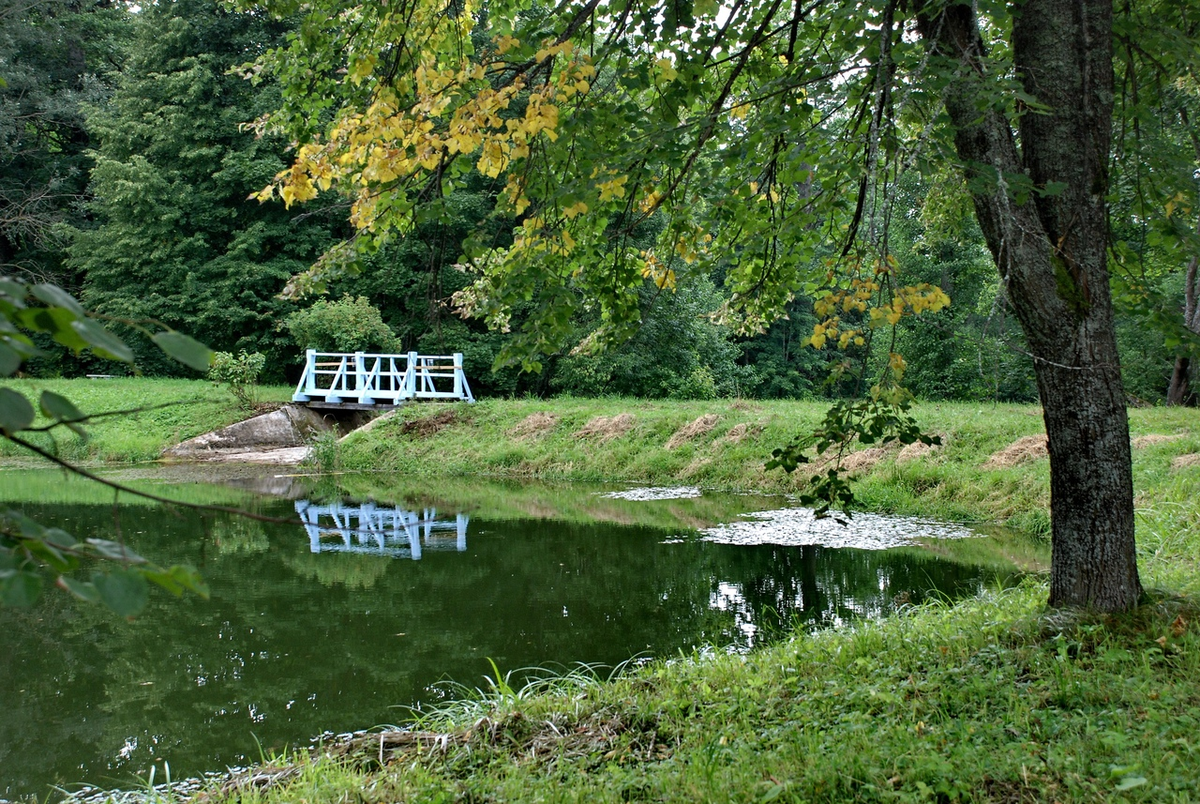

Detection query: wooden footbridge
xmin=293 ymin=350 xmax=475 ymax=408
xmin=295 ymin=500 xmax=469 ymax=559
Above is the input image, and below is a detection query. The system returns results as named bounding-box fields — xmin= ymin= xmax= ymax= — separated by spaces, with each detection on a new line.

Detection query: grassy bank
xmin=0 ymin=377 xmax=292 ymax=463
xmin=196 ymin=584 xmax=1198 ymax=803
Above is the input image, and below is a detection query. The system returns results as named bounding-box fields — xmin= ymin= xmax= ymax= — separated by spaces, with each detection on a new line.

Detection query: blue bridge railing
xmin=292 ymin=350 xmax=474 ymax=406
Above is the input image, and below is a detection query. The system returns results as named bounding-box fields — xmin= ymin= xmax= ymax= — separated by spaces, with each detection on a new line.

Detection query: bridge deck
xmin=303 ymin=401 xmax=403 ymax=411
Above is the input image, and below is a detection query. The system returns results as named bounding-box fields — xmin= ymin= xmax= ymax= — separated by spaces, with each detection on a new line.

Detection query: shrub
xmin=208 ymin=350 xmax=266 ymax=410
xmin=285 ymin=296 xmax=401 ymax=354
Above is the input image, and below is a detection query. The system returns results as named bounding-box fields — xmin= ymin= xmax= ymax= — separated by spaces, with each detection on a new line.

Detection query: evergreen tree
xmin=70 ymin=0 xmax=338 ymax=377
xmin=0 ymin=0 xmax=127 ymax=286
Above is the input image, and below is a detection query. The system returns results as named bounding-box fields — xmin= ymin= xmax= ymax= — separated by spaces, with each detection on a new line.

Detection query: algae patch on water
xmin=699 ymin=507 xmax=977 ymax=550
xmin=600 ymin=485 xmax=704 ymax=501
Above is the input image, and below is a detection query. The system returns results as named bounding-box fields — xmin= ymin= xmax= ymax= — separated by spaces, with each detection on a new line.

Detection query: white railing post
xmin=404 ymin=351 xmax=418 ymax=399
xmin=297 ymin=501 xmax=321 ymax=552
xmin=293 ymin=349 xmax=317 ymax=402
xmin=452 ymin=352 xmax=474 ymax=403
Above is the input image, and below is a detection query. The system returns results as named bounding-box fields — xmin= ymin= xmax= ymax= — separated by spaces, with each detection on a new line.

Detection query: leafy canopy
xmin=243 ymin=0 xmax=953 ymax=375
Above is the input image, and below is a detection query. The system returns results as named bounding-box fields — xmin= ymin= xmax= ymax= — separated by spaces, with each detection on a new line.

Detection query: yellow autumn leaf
xmin=1166 ymin=192 xmax=1186 ymax=218
xmin=349 ymin=54 xmax=377 ymax=85
xmin=477 ymin=140 xmax=508 ymax=178
xmin=598 ymin=175 xmax=628 ymax=201
xmin=639 ymin=190 xmax=664 ymax=213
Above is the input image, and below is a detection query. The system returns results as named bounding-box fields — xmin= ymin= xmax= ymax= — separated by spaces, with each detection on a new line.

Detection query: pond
xmin=0 ymin=468 xmax=1046 ymax=800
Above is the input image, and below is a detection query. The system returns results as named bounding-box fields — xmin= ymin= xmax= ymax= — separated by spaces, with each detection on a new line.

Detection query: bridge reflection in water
xmin=295 ymin=500 xmax=468 ymax=559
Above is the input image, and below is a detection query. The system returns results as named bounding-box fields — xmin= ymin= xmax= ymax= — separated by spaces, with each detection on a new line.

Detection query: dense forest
xmin=1 ymin=0 xmax=1194 ymax=403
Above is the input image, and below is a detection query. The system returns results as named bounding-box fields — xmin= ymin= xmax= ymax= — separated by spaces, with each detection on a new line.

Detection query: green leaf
xmin=0 ymin=570 xmax=43 ymax=606
xmin=58 ymin=575 xmax=101 ymax=604
xmin=70 ymin=319 xmax=135 ymax=363
xmin=39 ymin=390 xmax=85 ymax=423
xmin=31 ymin=283 xmax=86 ymax=317
xmin=24 ymin=538 xmax=73 ymax=572
xmin=85 ymin=538 xmax=147 ymax=564
xmin=167 ymin=564 xmax=209 ymax=599
xmin=0 ymin=341 xmax=21 ymax=376
xmin=0 ymin=388 xmax=35 ymax=434
xmin=1 ymin=509 xmax=45 ymax=539
xmin=1039 ymin=181 xmax=1069 ymax=198
xmin=43 ymin=527 xmax=78 ymax=549
xmin=92 ymin=568 xmax=149 ymax=617
xmin=17 ymin=305 xmax=78 ymax=334
xmin=142 ymin=568 xmax=184 ymax=596
xmin=0 ymin=278 xmax=27 ymax=304
xmin=143 ymin=566 xmax=211 ymax=601
xmin=152 ymin=331 xmax=215 ymax=372
xmin=16 ymin=306 xmax=90 ymax=351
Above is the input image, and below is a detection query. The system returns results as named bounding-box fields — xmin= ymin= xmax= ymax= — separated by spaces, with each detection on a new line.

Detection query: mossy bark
xmin=917 ymin=0 xmax=1141 ymax=611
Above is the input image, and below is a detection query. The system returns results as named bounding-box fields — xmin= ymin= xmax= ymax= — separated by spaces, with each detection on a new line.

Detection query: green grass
xmin=0 ymin=377 xmax=293 ymax=463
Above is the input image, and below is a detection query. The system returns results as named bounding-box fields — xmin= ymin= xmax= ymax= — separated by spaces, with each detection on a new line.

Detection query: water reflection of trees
xmin=0 ymin=499 xmax=1015 ymax=799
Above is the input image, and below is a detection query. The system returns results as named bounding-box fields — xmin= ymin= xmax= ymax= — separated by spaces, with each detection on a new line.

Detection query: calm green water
xmin=0 ymin=469 xmax=1041 ymax=799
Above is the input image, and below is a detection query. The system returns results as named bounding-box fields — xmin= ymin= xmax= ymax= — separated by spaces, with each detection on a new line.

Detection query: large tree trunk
xmin=917 ymin=0 xmax=1141 ymax=610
